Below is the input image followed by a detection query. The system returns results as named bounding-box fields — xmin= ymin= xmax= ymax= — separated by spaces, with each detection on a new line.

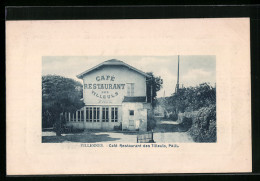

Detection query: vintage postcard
xmin=6 ymin=18 xmax=251 ymax=174
xmin=41 ymin=55 xmax=216 ymax=144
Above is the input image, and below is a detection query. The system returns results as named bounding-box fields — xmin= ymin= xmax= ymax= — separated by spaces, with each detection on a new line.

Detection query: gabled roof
xmin=122 ymin=96 xmax=147 ymax=103
xmin=77 ymin=59 xmax=151 ymax=79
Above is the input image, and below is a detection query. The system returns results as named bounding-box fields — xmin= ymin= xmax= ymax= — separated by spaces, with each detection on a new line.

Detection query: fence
xmin=137 ymin=131 xmax=154 ymax=143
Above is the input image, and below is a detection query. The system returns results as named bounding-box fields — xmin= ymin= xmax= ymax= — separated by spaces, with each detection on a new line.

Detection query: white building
xmin=66 ymin=59 xmax=152 ymax=131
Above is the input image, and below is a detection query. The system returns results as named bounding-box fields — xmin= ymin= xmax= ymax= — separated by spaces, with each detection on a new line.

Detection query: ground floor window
xmin=86 ymin=107 xmax=101 ymax=122
xmin=80 ymin=110 xmax=84 ymax=121
xmin=77 ymin=110 xmax=81 ymax=122
xmin=111 ymin=107 xmax=118 ymax=122
xmin=129 ymin=110 xmax=134 ymax=116
xmin=64 ymin=112 xmax=68 ymax=121
xmin=102 ymin=107 xmax=109 ymax=122
xmin=71 ymin=113 xmax=74 ymax=121
xmin=86 ymin=107 xmax=92 ymax=122
xmin=93 ymin=107 xmax=100 ymax=122
xmin=72 ymin=106 xmax=119 ymax=123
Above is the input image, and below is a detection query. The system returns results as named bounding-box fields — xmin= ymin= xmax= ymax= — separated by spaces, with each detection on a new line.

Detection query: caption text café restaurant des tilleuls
xmin=65 ymin=59 xmax=153 ymax=132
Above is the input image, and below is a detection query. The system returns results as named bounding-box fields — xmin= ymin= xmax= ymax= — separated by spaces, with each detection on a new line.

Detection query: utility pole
xmin=150 ymin=84 xmax=153 ymax=103
xmin=175 ymin=55 xmax=180 ymax=114
xmin=175 ymin=55 xmax=180 ymax=94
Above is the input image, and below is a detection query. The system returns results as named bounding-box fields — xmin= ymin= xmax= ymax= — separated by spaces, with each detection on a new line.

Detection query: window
xmin=77 ymin=111 xmax=81 ymax=122
xmin=129 ymin=120 xmax=134 ymax=127
xmin=129 ymin=110 xmax=134 ymax=116
xmin=86 ymin=107 xmax=89 ymax=122
xmin=80 ymin=110 xmax=84 ymax=121
xmin=111 ymin=107 xmax=118 ymax=122
xmin=93 ymin=107 xmax=97 ymax=122
xmin=97 ymin=107 xmax=100 ymax=122
xmin=89 ymin=107 xmax=93 ymax=122
xmin=64 ymin=112 xmax=67 ymax=121
xmin=93 ymin=107 xmax=100 ymax=122
xmin=127 ymin=83 xmax=134 ymax=96
xmin=69 ymin=113 xmax=72 ymax=122
xmin=71 ymin=113 xmax=75 ymax=121
xmin=86 ymin=107 xmax=100 ymax=122
xmin=102 ymin=107 xmax=109 ymax=122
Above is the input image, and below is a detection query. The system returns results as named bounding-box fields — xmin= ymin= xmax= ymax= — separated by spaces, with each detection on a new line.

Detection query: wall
xmin=66 ymin=122 xmax=85 ymax=130
xmin=82 ymin=65 xmax=147 ymax=106
xmin=122 ymin=102 xmax=147 ymax=132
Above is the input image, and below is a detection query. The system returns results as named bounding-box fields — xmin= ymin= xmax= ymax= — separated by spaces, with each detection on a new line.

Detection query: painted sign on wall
xmin=82 ymin=66 xmax=146 ymax=105
xmin=84 ymin=75 xmax=125 ymax=102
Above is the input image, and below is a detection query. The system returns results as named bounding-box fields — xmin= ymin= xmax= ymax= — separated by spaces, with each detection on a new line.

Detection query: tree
xmin=42 ymin=75 xmax=84 ymax=135
xmin=168 ymin=82 xmax=216 ymax=113
xmin=146 ymin=72 xmax=163 ymax=107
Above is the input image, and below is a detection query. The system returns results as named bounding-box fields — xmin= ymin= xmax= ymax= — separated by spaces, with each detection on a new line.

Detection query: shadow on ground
xmin=85 ymin=130 xmax=138 ymax=135
xmin=42 ymin=133 xmax=120 ymax=143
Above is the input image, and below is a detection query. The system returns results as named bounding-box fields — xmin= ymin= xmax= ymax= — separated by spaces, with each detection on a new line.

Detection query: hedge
xmin=188 ymin=104 xmax=216 ymax=142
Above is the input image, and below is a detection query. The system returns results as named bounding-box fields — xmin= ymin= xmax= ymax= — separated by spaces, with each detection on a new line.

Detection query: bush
xmin=178 ymin=117 xmax=192 ymax=132
xmin=188 ymin=105 xmax=216 ymax=142
xmin=169 ymin=113 xmax=178 ymax=121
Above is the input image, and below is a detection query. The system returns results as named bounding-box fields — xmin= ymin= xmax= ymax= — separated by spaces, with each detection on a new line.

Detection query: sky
xmin=42 ymin=56 xmax=216 ymax=97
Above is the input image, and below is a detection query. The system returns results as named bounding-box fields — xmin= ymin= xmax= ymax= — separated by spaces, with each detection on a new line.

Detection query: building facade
xmin=66 ymin=59 xmax=151 ymax=131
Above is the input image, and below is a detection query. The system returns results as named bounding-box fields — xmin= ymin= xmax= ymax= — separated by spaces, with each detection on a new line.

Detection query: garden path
xmin=153 ymin=119 xmax=194 ymax=143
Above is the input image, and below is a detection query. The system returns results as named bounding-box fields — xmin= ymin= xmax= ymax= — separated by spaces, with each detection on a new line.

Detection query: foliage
xmin=147 ymin=118 xmax=157 ymax=131
xmin=168 ymin=82 xmax=216 ymax=113
xmin=178 ymin=117 xmax=193 ymax=132
xmin=42 ymin=75 xmax=84 ymax=128
xmin=146 ymin=72 xmax=163 ymax=107
xmin=188 ymin=105 xmax=216 ymax=142
xmin=169 ymin=113 xmax=178 ymax=121
xmin=147 ymin=107 xmax=157 ymax=131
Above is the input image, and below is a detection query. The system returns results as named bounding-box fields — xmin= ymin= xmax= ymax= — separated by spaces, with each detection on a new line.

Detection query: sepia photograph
xmin=6 ymin=17 xmax=251 ymax=174
xmin=42 ymin=56 xmax=216 ymax=143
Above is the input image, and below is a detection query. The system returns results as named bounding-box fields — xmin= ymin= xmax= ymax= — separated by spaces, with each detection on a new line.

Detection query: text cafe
xmin=66 ymin=59 xmax=152 ymax=131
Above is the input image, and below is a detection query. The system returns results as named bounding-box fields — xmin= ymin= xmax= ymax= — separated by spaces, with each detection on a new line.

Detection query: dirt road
xmin=153 ymin=119 xmax=194 ymax=143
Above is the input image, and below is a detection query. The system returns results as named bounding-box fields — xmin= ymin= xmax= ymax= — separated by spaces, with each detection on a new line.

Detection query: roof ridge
xmin=77 ymin=59 xmax=151 ymax=79
xmin=105 ymin=59 xmax=122 ymax=62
